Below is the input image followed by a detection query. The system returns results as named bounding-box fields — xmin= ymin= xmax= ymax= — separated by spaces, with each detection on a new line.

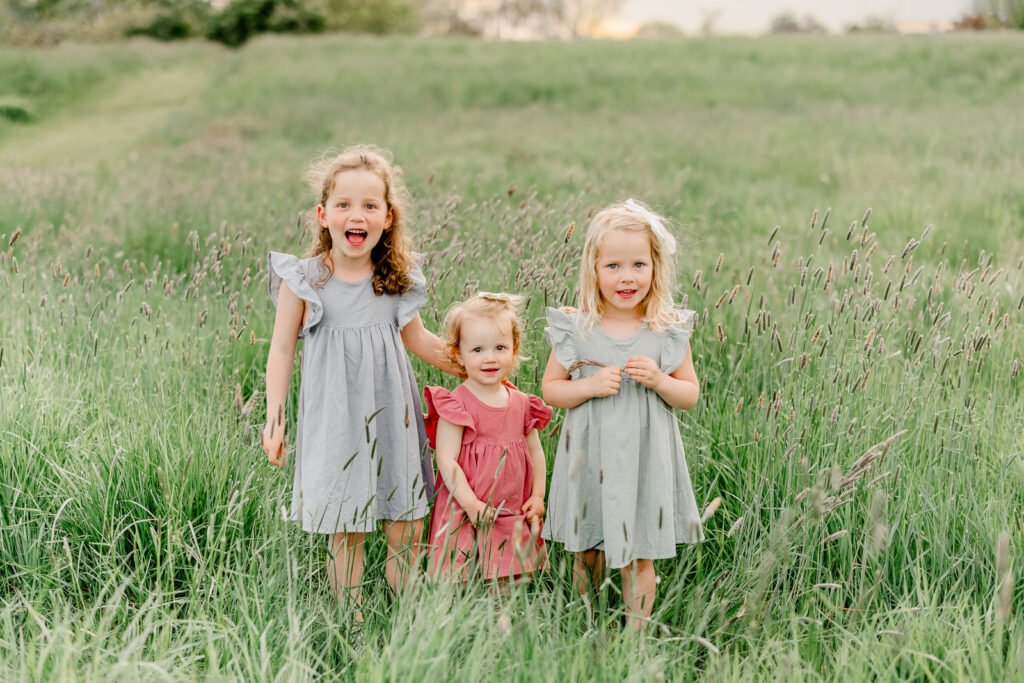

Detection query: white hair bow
xmin=624 ymin=198 xmax=677 ymax=256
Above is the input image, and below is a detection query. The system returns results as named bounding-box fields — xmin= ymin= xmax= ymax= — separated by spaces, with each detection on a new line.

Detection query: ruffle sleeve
xmin=544 ymin=307 xmax=579 ymax=372
xmin=423 ymin=386 xmax=476 ymax=449
xmin=268 ymin=252 xmax=323 ymax=337
xmin=395 ymin=253 xmax=428 ymax=330
xmin=659 ymin=308 xmax=696 ymax=374
xmin=523 ymin=394 xmax=553 ymax=435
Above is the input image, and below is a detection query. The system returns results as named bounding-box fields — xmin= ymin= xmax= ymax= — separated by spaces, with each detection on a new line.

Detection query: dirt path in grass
xmin=1 ymin=64 xmax=209 ymax=167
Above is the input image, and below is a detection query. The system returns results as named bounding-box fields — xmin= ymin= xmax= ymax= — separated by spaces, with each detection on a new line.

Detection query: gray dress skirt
xmin=268 ymin=252 xmax=433 ymax=534
xmin=541 ymin=307 xmax=704 ymax=569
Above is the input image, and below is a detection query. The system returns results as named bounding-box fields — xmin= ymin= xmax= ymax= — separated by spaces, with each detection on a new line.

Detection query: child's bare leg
xmin=327 ymin=532 xmax=366 ymax=620
xmin=572 ymin=549 xmax=606 ymax=596
xmin=381 ymin=518 xmax=423 ymax=592
xmin=620 ymin=558 xmax=656 ymax=630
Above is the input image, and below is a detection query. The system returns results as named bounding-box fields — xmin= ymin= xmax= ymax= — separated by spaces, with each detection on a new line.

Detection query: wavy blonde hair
xmin=576 ymin=200 xmax=680 ymax=332
xmin=442 ymin=293 xmax=527 ymax=372
xmin=303 ymin=144 xmax=413 ymax=296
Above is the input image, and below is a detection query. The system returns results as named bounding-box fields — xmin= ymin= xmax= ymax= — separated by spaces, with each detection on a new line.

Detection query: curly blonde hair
xmin=303 ymin=144 xmax=413 ymax=296
xmin=442 ymin=293 xmax=527 ymax=372
xmin=576 ymin=200 xmax=680 ymax=332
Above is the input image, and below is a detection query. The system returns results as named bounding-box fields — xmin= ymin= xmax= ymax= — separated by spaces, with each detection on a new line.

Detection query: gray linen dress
xmin=541 ymin=307 xmax=704 ymax=569
xmin=268 ymin=252 xmax=433 ymax=534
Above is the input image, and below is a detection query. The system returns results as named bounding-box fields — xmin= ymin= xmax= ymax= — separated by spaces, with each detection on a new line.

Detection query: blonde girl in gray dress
xmin=541 ymin=199 xmax=703 ymax=630
xmin=263 ymin=146 xmax=461 ymax=621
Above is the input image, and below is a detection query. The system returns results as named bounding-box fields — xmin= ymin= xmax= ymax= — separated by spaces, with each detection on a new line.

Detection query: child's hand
xmin=469 ymin=500 xmax=498 ymax=526
xmin=624 ymin=356 xmax=664 ymax=389
xmin=522 ymin=495 xmax=545 ymax=525
xmin=262 ymin=423 xmax=287 ymax=467
xmin=588 ymin=365 xmax=622 ymax=397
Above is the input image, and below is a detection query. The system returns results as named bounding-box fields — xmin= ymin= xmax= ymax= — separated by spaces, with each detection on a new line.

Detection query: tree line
xmin=1 ymin=0 xmax=624 ymax=47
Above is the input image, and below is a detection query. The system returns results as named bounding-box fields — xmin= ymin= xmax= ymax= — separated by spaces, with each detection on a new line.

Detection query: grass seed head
xmin=701 ymin=496 xmax=722 ymax=523
xmin=823 ymin=530 xmax=848 ymax=544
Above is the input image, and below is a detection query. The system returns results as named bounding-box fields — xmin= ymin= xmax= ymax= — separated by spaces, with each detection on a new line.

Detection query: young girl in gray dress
xmin=541 ymin=199 xmax=703 ymax=630
xmin=263 ymin=145 xmax=460 ymax=619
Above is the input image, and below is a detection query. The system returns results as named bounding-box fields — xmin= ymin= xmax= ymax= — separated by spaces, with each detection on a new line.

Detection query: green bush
xmin=323 ymin=0 xmax=417 ymax=33
xmin=205 ymin=0 xmax=325 ymax=47
xmin=990 ymin=0 xmax=1024 ymax=27
xmin=123 ymin=0 xmax=210 ymax=40
xmin=0 ymin=95 xmax=34 ymax=121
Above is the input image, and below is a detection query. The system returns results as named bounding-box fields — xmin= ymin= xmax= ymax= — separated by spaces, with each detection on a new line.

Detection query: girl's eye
xmin=497 ymin=345 xmax=506 ymax=351
xmin=607 ymin=263 xmax=618 ymax=270
xmin=634 ymin=262 xmax=646 ymax=269
xmin=365 ymin=203 xmax=377 ymax=210
xmin=337 ymin=202 xmax=348 ymax=208
xmin=472 ymin=347 xmax=482 ymax=353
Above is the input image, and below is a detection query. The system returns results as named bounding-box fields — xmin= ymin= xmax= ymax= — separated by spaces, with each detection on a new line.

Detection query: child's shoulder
xmin=667 ymin=307 xmax=697 ymax=330
xmin=269 ymin=251 xmax=322 ymax=277
xmin=505 ymin=385 xmax=554 ymax=432
xmin=545 ymin=306 xmax=579 ymax=326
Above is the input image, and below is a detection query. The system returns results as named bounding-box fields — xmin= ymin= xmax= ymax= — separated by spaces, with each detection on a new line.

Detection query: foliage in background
xmin=205 ymin=0 xmax=324 ymax=47
xmin=769 ymin=12 xmax=827 ymax=34
xmin=985 ymin=0 xmax=1024 ymax=28
xmin=418 ymin=0 xmax=623 ymax=38
xmin=0 ymin=0 xmax=417 ymax=45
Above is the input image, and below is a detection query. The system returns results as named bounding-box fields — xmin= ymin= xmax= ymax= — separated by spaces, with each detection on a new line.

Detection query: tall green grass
xmin=1 ymin=34 xmax=1023 ymax=680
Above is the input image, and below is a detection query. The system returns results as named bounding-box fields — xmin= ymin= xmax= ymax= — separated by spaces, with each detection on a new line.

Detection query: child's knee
xmin=384 ymin=518 xmax=423 ymax=551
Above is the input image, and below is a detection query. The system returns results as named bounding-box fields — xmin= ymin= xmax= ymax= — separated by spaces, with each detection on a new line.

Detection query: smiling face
xmin=315 ymin=168 xmax=393 ymax=267
xmin=455 ymin=314 xmax=516 ymax=388
xmin=595 ymin=229 xmax=654 ymax=318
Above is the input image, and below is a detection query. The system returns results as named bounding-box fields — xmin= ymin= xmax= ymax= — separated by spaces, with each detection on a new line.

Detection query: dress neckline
xmin=596 ymin=320 xmax=647 ymax=341
xmin=330 ymin=272 xmax=372 ymax=285
xmin=457 ymin=383 xmax=512 ymax=411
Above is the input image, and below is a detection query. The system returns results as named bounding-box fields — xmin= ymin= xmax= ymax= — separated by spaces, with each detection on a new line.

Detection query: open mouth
xmin=345 ymin=229 xmax=367 ymax=245
xmin=617 ymin=289 xmax=637 ymax=299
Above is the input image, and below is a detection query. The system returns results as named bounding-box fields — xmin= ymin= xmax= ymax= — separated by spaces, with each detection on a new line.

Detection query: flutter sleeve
xmin=268 ymin=252 xmax=323 ymax=337
xmin=659 ymin=308 xmax=696 ymax=374
xmin=423 ymin=386 xmax=476 ymax=449
xmin=524 ymin=394 xmax=553 ymax=435
xmin=395 ymin=253 xmax=428 ymax=329
xmin=544 ymin=307 xmax=579 ymax=372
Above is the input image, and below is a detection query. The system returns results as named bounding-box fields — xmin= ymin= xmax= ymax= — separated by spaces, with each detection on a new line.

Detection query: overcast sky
xmin=618 ymin=0 xmax=978 ymax=33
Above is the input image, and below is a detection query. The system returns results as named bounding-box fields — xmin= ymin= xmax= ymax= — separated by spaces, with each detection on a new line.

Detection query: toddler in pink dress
xmin=424 ymin=293 xmax=552 ymax=581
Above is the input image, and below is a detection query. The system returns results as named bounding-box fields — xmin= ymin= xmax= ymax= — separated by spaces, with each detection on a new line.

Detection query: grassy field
xmin=1 ymin=33 xmax=1023 ymax=680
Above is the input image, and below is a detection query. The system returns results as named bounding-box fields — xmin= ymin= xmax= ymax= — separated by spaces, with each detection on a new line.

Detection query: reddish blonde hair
xmin=303 ymin=144 xmax=413 ymax=295
xmin=442 ymin=293 xmax=527 ymax=371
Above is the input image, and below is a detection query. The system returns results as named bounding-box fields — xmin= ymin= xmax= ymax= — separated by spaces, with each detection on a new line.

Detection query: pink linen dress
xmin=424 ymin=383 xmax=553 ymax=580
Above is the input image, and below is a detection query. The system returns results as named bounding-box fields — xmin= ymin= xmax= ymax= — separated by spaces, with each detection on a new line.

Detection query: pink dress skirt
xmin=424 ymin=383 xmax=552 ymax=580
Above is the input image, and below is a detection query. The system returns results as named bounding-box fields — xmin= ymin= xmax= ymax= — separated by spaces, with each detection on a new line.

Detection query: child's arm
xmin=435 ymin=417 xmax=496 ymax=525
xmin=263 ymin=282 xmax=305 ymax=466
xmin=521 ymin=428 xmax=547 ymax=532
xmin=400 ymin=313 xmax=465 ymax=377
xmin=624 ymin=346 xmax=700 ymax=410
xmin=541 ymin=349 xmax=621 ymax=409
